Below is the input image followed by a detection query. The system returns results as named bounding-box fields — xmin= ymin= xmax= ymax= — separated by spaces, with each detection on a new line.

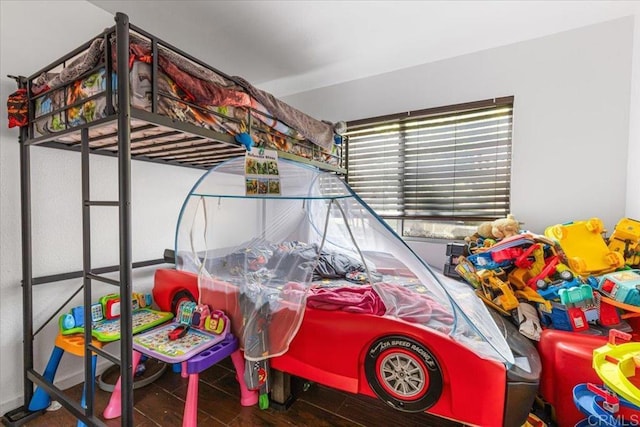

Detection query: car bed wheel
xmin=171 ymin=290 xmax=195 ymax=316
xmin=365 ymin=336 xmax=443 ymax=412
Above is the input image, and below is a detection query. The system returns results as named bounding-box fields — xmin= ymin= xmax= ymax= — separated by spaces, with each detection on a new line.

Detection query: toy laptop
xmin=59 ymin=293 xmax=173 ymax=342
xmin=133 ymin=301 xmax=230 ymax=363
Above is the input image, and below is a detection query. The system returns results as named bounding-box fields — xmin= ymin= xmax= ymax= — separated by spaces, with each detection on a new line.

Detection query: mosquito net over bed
xmin=174 ymin=157 xmax=514 ymax=365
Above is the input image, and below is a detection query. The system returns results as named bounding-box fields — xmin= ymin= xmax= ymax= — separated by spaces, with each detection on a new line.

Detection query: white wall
xmin=0 ymin=1 xmax=204 ymax=414
xmin=627 ymin=14 xmax=640 ymax=218
xmin=283 ymin=17 xmax=638 ymax=267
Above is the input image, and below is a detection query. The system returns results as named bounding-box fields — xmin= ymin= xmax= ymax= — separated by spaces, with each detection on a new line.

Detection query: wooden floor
xmin=21 ymin=357 xmax=463 ymax=427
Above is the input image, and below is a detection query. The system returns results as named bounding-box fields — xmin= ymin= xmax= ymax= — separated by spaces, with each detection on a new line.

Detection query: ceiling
xmin=89 ymin=1 xmax=639 ymax=97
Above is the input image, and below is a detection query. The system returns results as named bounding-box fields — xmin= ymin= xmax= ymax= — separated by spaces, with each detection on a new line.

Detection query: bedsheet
xmin=34 ymin=68 xmax=110 ymax=135
xmin=28 ymin=32 xmax=340 ymax=165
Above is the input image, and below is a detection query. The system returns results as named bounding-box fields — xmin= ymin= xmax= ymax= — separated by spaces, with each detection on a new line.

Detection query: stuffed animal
xmin=465 ymin=221 xmax=497 ymax=249
xmin=491 ymin=214 xmax=520 ymax=240
xmin=477 ymin=222 xmax=495 ymax=240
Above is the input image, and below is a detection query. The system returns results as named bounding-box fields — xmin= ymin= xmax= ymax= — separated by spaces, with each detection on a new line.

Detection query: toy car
xmin=545 ymin=218 xmax=625 ymax=276
xmin=153 ymin=267 xmax=541 ymax=427
xmin=593 ymin=270 xmax=640 ymax=306
xmin=608 ymin=218 xmax=640 ymax=267
xmin=154 ymin=157 xmax=541 ymax=427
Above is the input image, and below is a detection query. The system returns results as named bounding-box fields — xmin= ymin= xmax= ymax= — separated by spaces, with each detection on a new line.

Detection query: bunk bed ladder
xmin=78 ymin=125 xmax=122 ymax=425
xmin=79 ymin=12 xmax=134 ymax=427
xmin=80 ymin=13 xmax=134 ymax=426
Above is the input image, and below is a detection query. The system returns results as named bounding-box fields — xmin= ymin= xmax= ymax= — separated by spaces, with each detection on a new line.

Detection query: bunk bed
xmin=4 ymin=12 xmax=345 ymax=427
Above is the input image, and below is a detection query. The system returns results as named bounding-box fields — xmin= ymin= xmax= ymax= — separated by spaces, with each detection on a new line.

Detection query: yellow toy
xmin=544 ymin=218 xmax=624 ymax=277
xmin=593 ymin=329 xmax=640 ymax=407
xmin=476 ymin=269 xmax=519 ymax=315
xmin=507 ymin=268 xmax=552 ymax=312
xmin=608 ymin=218 xmax=640 ymax=267
xmin=491 ymin=214 xmax=520 ymax=240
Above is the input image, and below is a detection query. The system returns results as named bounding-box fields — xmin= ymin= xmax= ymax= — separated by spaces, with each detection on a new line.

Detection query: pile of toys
xmin=448 ymin=217 xmax=640 ymax=340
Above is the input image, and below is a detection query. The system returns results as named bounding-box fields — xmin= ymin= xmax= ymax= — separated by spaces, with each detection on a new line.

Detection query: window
xmin=345 ymin=97 xmax=513 ymax=240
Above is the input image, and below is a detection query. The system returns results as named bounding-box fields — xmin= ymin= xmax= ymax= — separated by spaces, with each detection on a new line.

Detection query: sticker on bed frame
xmin=245 ymin=147 xmax=280 ymax=196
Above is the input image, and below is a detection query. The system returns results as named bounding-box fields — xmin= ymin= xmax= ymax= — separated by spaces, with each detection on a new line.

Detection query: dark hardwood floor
xmin=22 ymin=357 xmax=463 ymax=427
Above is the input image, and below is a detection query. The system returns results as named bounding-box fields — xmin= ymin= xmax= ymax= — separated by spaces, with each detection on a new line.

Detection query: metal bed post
xmin=151 ymin=38 xmax=158 ymax=114
xmin=19 ymin=75 xmax=34 ymax=409
xmin=81 ymin=126 xmax=96 ymax=421
xmin=104 ymin=31 xmax=114 ymax=116
xmin=115 ymin=12 xmax=134 ymax=426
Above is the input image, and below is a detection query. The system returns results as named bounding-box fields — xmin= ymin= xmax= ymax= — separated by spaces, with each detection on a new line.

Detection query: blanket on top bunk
xmin=32 ymin=38 xmax=105 ymax=95
xmin=28 ymin=33 xmax=338 ymax=152
xmin=232 ymin=76 xmax=335 ymax=151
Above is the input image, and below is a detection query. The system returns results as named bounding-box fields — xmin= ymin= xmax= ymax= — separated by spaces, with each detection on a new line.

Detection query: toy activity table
xmin=131 ymin=322 xmax=226 ymax=362
xmin=28 ymin=333 xmax=105 ymax=421
xmin=29 ymin=308 xmax=173 ymax=426
xmin=60 ymin=308 xmax=174 ymax=341
xmin=103 ymin=324 xmax=258 ymax=427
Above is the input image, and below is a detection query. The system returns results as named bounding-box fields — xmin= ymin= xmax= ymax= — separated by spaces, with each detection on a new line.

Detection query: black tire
xmin=170 ymin=290 xmax=196 ymax=316
xmin=365 ymin=336 xmax=443 ymax=412
xmin=536 ymin=279 xmax=548 ymax=290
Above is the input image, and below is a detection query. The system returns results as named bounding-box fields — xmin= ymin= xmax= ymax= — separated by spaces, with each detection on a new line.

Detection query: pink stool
xmin=104 ymin=335 xmax=257 ymax=426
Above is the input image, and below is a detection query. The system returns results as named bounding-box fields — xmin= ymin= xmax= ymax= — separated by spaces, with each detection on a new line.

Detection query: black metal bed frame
xmin=3 ymin=12 xmax=343 ymax=427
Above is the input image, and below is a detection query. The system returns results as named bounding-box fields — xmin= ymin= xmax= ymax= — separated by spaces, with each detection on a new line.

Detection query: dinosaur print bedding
xmin=29 ymin=34 xmax=341 ymax=166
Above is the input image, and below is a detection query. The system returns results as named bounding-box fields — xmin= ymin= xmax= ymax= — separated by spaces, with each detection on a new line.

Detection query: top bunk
xmin=9 ymin=13 xmax=345 ymax=173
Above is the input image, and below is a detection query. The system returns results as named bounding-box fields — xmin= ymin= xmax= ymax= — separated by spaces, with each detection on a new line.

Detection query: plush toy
xmin=477 ymin=222 xmax=494 ymax=239
xmin=465 ymin=221 xmax=497 ymax=249
xmin=491 ymin=214 xmax=520 ymax=240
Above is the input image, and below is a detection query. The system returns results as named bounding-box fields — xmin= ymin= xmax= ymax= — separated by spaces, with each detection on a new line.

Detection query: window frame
xmin=345 ymin=96 xmax=514 ymax=240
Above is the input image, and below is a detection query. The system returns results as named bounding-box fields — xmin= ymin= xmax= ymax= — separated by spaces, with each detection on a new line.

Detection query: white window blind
xmin=346 ymin=97 xmax=513 ymax=224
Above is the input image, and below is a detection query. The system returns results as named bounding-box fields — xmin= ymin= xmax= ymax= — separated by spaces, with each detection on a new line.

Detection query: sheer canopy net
xmin=175 ymin=157 xmax=513 ymax=365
